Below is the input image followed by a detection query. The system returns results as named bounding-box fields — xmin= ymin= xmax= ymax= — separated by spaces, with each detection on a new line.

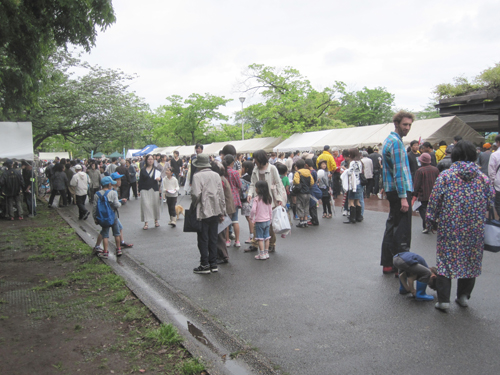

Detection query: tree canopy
xmin=152 ymin=94 xmax=232 ymax=146
xmin=0 ymin=0 xmax=116 ymax=118
xmin=433 ymin=62 xmax=500 ymax=99
xmin=26 ymin=51 xmax=150 ymax=155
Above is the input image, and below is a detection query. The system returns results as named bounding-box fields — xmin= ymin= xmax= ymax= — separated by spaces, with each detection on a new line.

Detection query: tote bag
xmin=272 ymin=206 xmax=291 ymax=234
xmin=183 ymin=204 xmax=202 ymax=233
xmin=484 ymin=209 xmax=500 ymax=253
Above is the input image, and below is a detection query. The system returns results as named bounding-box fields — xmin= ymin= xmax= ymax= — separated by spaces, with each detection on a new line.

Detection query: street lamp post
xmin=239 ymin=97 xmax=245 ymax=140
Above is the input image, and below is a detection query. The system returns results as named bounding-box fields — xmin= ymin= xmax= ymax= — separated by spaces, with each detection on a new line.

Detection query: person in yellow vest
xmin=316 ymin=145 xmax=337 ymax=173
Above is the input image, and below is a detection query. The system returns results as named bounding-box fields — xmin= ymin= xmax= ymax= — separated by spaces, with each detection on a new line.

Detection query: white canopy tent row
xmin=273 ymin=116 xmax=484 ymax=153
xmin=38 ymin=152 xmax=71 ymax=161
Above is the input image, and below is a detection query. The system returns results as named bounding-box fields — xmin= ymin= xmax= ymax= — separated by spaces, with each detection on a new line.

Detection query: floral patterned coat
xmin=426 ymin=162 xmax=494 ymax=279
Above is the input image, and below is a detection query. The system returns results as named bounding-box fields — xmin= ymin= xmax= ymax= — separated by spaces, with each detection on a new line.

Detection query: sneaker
xmin=245 ymin=238 xmax=253 ymax=244
xmin=422 ymin=228 xmax=429 ymax=234
xmin=97 ymin=251 xmax=109 ymax=259
xmin=234 ymin=241 xmax=241 ymax=247
xmin=121 ymin=242 xmax=134 ymax=248
xmin=93 ymin=246 xmax=103 ymax=254
xmin=116 ymin=248 xmax=122 ymax=257
xmin=265 ymin=251 xmax=270 ymax=259
xmin=382 ymin=266 xmax=395 ymax=274
xmin=377 ymin=193 xmax=383 ymax=199
xmin=255 ymin=253 xmax=266 ymax=260
xmin=229 ymin=232 xmax=236 ymax=240
xmin=193 ymin=265 xmax=211 ymax=274
xmin=455 ymin=295 xmax=469 ymax=307
xmin=281 ymin=234 xmax=286 ymax=238
xmin=435 ymin=302 xmax=450 ymax=312
xmin=83 ymin=211 xmax=90 ymax=220
xmin=226 ymin=240 xmax=231 ymax=247
xmin=210 ymin=265 xmax=218 ymax=273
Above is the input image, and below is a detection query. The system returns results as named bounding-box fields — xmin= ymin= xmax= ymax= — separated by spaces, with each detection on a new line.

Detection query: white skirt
xmin=140 ymin=189 xmax=160 ymax=222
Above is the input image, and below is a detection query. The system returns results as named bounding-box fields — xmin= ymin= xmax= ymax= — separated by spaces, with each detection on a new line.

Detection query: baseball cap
xmin=110 ymin=172 xmax=124 ymax=180
xmin=101 ymin=176 xmax=117 ymax=186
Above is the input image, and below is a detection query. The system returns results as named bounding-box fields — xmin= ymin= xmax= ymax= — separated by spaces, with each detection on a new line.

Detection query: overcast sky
xmin=81 ymin=0 xmax=500 ymax=121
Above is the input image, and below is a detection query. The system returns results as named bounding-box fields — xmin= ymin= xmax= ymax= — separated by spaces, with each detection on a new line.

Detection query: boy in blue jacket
xmin=393 ymin=252 xmax=437 ymax=301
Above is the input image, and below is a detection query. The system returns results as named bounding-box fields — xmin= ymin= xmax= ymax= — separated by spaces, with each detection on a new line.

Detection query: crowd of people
xmin=1 ymin=109 xmax=498 ymax=314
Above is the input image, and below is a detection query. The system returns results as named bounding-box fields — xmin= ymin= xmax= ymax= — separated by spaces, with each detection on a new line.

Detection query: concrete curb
xmin=56 ymin=206 xmax=278 ymax=375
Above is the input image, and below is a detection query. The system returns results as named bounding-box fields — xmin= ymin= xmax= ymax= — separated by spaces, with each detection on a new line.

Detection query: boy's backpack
xmin=95 ymin=190 xmax=115 ymax=227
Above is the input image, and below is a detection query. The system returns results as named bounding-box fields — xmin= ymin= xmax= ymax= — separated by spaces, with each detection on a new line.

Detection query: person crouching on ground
xmin=293 ymin=159 xmax=314 ymax=228
xmin=93 ymin=177 xmax=122 ymax=259
xmin=161 ymin=167 xmax=180 ymax=227
xmin=250 ymin=181 xmax=273 ymax=260
xmin=393 ymin=251 xmax=436 ymax=301
xmin=191 ymin=154 xmax=226 ymax=274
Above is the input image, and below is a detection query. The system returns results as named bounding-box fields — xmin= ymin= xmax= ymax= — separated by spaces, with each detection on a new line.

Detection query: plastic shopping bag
xmin=272 ymin=206 xmax=291 ymax=234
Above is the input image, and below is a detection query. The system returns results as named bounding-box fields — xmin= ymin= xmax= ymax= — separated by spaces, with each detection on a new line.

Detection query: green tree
xmin=27 ymin=51 xmax=150 ymax=153
xmin=337 ymin=86 xmax=395 ymax=126
xmin=0 ymin=0 xmax=115 ymax=118
xmin=238 ymin=64 xmax=347 ymax=138
xmin=415 ymin=102 xmax=440 ymax=120
xmin=152 ymin=94 xmax=232 ymax=145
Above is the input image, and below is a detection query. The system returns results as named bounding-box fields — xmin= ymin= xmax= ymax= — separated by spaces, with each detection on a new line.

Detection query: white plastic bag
xmin=272 ymin=206 xmax=291 ymax=234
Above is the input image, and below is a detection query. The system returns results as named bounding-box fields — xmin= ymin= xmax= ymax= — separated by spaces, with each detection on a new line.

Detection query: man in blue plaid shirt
xmin=380 ymin=110 xmax=414 ymax=274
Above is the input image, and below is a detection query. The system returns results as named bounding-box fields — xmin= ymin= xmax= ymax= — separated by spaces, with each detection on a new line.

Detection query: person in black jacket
xmin=21 ymin=161 xmax=36 ymax=216
xmin=0 ymin=159 xmax=25 ymax=220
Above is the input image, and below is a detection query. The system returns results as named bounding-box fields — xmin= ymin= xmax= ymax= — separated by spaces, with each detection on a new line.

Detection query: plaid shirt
xmin=413 ymin=165 xmax=439 ymax=202
xmin=227 ymin=167 xmax=242 ymax=208
xmin=382 ymin=131 xmax=413 ymax=197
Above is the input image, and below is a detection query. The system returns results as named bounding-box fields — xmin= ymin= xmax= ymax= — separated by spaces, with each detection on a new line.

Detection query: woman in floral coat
xmin=426 ymin=141 xmax=494 ymax=312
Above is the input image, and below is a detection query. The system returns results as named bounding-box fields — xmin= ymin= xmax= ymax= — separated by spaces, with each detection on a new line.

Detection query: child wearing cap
xmin=93 ymin=176 xmax=122 ymax=259
xmin=93 ymin=172 xmax=133 ymax=255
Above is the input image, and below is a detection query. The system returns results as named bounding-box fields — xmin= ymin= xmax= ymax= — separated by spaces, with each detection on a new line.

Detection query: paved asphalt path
xmin=91 ymin=193 xmax=500 ymax=375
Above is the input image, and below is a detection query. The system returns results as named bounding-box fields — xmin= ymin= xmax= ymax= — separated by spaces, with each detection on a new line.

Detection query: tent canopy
xmin=38 ymin=152 xmax=70 ymax=160
xmin=273 ymin=130 xmax=335 ymax=153
xmin=235 ymin=137 xmax=282 ymax=153
xmin=132 ymin=144 xmax=158 ymax=157
xmin=176 ymin=145 xmax=196 ymax=157
xmin=0 ymin=122 xmax=34 ymax=161
xmin=108 ymin=151 xmax=123 ymax=158
xmin=150 ymin=146 xmax=180 ymax=155
xmin=274 ymin=116 xmax=484 ymax=152
xmin=195 ymin=142 xmax=227 ymax=156
xmin=125 ymin=149 xmax=141 ymax=158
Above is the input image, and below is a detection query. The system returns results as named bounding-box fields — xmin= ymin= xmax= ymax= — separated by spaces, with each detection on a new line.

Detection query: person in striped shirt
xmin=380 ymin=110 xmax=414 ymax=274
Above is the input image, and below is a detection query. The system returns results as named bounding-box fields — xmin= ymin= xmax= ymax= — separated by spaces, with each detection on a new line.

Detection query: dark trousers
xmin=24 ymin=191 xmax=36 ymax=216
xmin=197 ymin=216 xmax=219 ymax=266
xmin=130 ymin=182 xmax=138 ymax=198
xmin=309 ymin=204 xmax=319 ymax=225
xmin=120 ymin=183 xmax=130 ymax=200
xmin=217 ymin=231 xmax=229 ymax=260
xmin=89 ymin=187 xmax=99 ymax=203
xmin=321 ymin=195 xmax=332 ymax=215
xmin=380 ymin=191 xmax=412 ymax=267
xmin=417 ymin=201 xmax=429 ymax=230
xmin=332 ymin=173 xmax=341 ymax=198
xmin=48 ymin=189 xmax=67 ymax=207
xmin=365 ymin=178 xmax=374 ymax=198
xmin=436 ymin=275 xmax=476 ymax=303
xmin=372 ymin=170 xmax=381 ymax=195
xmin=494 ymin=190 xmax=500 ymax=218
xmin=166 ymin=196 xmax=177 ymax=217
xmin=75 ymin=195 xmax=88 ymax=219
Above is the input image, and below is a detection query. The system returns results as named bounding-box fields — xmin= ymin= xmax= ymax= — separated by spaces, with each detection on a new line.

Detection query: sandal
xmin=155 ymin=221 xmax=160 ymax=227
xmin=143 ymin=223 xmax=149 ymax=230
xmin=322 ymin=213 xmax=327 ymax=218
xmin=244 ymin=238 xmax=253 ymax=244
xmin=328 ymin=214 xmax=332 ymax=219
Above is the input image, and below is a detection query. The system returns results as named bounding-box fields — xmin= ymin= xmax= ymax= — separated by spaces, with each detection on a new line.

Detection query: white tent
xmin=358 ymin=116 xmax=484 ymax=147
xmin=126 ymin=149 xmax=142 ymax=158
xmin=38 ymin=152 xmax=70 ymax=161
xmin=234 ymin=137 xmax=282 ymax=153
xmin=200 ymin=141 xmax=229 ymax=156
xmin=273 ymin=130 xmax=335 ymax=152
xmin=311 ymin=125 xmax=385 ymax=151
xmin=176 ymin=145 xmax=197 ymax=157
xmin=0 ymin=122 xmax=34 ymax=161
xmin=150 ymin=146 xmax=181 ymax=156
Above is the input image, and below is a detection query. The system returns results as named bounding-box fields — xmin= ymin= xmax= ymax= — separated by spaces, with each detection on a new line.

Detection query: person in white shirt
xmin=161 ymin=167 xmax=180 ymax=227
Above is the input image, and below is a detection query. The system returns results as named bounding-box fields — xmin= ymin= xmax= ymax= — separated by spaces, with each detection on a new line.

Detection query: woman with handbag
xmin=344 ymin=148 xmax=364 ymax=224
xmin=427 ymin=141 xmax=494 ymax=312
xmin=138 ymin=154 xmax=161 ymax=230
